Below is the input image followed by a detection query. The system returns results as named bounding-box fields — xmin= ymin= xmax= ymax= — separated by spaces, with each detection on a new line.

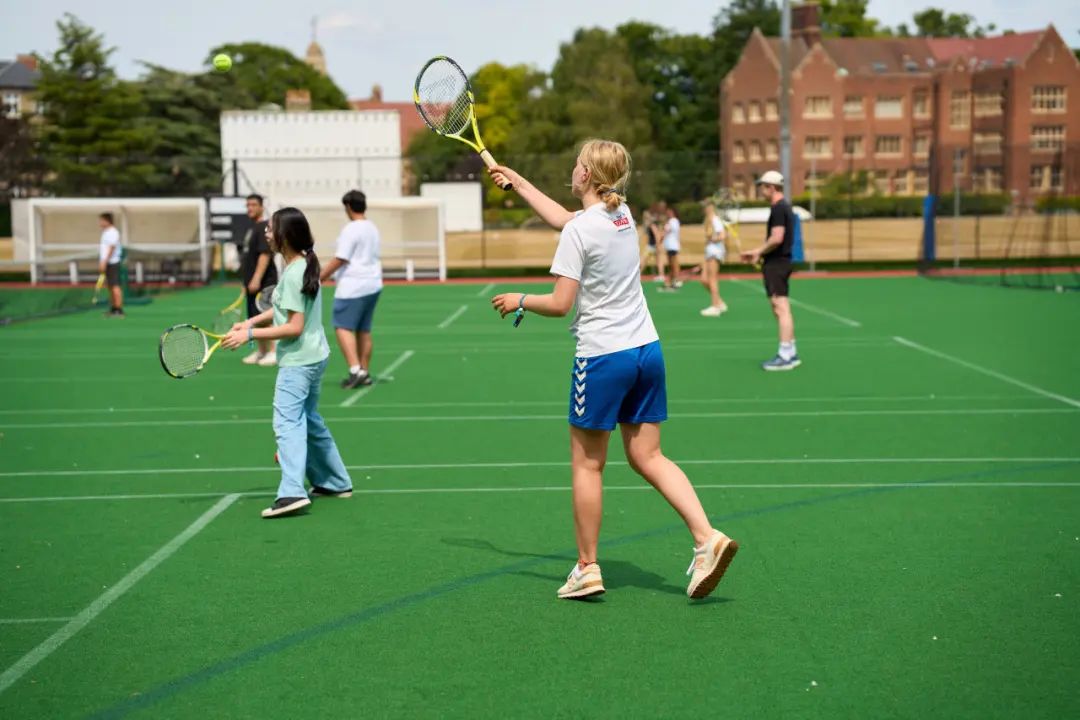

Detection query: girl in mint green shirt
xmin=223 ymin=208 xmax=353 ymax=518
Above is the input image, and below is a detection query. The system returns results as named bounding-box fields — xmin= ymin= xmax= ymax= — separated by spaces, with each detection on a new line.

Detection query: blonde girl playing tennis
xmin=488 ymin=140 xmax=739 ymax=600
xmin=700 ymin=201 xmax=730 ymax=317
xmin=222 ymin=208 xmax=353 ymax=518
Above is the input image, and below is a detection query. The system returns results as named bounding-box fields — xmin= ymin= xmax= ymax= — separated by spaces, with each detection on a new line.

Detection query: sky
xmin=2 ymin=1 xmax=1078 ymax=103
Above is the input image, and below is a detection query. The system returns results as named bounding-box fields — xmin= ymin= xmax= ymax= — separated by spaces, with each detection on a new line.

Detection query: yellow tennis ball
xmin=213 ymin=54 xmax=233 ymax=72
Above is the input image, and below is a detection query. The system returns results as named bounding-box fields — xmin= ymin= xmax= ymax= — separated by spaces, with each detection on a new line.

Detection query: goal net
xmin=272 ymin=197 xmax=445 ymax=281
xmin=10 ymin=198 xmax=209 ymax=285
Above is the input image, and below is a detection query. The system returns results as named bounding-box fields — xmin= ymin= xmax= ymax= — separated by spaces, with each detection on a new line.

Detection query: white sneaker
xmin=700 ymin=305 xmax=727 ymax=317
xmin=557 ymin=563 xmax=605 ymax=599
xmin=673 ymin=280 xmax=684 ymax=289
xmin=242 ymin=351 xmax=264 ymax=365
xmin=653 ymin=275 xmax=665 ymax=283
xmin=257 ymin=351 xmax=277 ymax=367
xmin=686 ymin=530 xmax=739 ymax=599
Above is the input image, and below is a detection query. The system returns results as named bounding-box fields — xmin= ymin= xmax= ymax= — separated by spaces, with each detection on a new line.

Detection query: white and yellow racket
xmin=159 ymin=324 xmax=225 ymax=379
xmin=413 ymin=56 xmax=511 ymax=190
xmin=91 ymin=273 xmax=106 ymax=305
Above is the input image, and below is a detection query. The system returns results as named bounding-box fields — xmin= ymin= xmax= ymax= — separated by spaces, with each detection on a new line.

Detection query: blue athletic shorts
xmin=568 ymin=341 xmax=667 ymax=431
xmin=332 ymin=291 xmax=381 ymax=332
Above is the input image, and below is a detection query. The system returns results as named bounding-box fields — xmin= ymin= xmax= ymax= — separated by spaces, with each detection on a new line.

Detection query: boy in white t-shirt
xmin=319 ymin=190 xmax=383 ymax=389
xmin=98 ymin=213 xmax=124 ymax=317
xmin=486 ymin=140 xmax=738 ymax=602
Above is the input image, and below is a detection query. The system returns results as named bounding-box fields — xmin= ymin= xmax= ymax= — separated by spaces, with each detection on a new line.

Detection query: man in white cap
xmin=741 ymin=170 xmax=799 ymax=370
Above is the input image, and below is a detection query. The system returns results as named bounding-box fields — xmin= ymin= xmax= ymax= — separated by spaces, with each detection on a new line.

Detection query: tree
xmin=712 ymin=0 xmax=780 ymax=75
xmin=819 ymin=0 xmax=888 ymax=38
xmin=203 ymin=43 xmax=350 ymax=110
xmin=0 ymin=117 xmax=46 ymax=201
xmin=35 ymin=14 xmax=155 ymax=195
xmin=910 ymin=8 xmax=996 ymax=38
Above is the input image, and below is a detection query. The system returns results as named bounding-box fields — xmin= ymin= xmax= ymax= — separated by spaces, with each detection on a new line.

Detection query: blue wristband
xmin=518 ymin=294 xmax=527 ymax=310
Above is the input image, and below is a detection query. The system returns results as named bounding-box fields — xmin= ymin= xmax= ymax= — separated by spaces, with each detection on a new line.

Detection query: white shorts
xmin=705 ymin=242 xmax=726 ymax=262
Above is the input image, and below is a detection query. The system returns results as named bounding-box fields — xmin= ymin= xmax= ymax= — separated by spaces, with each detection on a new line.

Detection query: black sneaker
xmin=309 ymin=485 xmax=353 ymax=499
xmin=260 ymin=496 xmax=311 ymax=518
xmin=341 ymin=371 xmax=373 ymax=389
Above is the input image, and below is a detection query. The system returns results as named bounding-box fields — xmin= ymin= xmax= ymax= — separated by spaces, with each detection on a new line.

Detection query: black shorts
xmin=762 ymin=260 xmax=792 ymax=297
xmin=104 ymin=264 xmax=121 ymax=288
xmin=666 ymin=249 xmax=679 ymax=260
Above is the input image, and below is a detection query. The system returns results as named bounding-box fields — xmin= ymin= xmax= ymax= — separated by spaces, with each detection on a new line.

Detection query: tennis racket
xmin=159 ymin=324 xmax=224 ymax=379
xmin=212 ymin=288 xmax=246 ymax=334
xmin=413 ymin=56 xmax=511 ymax=190
xmin=254 ymin=284 xmax=275 ymax=313
xmin=91 ymin=273 xmax=106 ymax=305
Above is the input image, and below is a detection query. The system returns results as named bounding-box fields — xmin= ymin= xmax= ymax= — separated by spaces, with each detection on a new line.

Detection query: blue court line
xmin=84 ymin=460 xmax=1071 ymax=719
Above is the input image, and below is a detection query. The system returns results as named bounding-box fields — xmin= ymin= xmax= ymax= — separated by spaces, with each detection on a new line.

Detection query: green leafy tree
xmin=712 ymin=0 xmax=780 ymax=75
xmin=0 ymin=117 xmax=47 ymax=202
xmin=819 ymin=0 xmax=888 ymax=37
xmin=910 ymin=8 xmax=996 ymax=38
xmin=35 ymin=14 xmax=155 ymax=195
xmin=204 ymin=43 xmax=350 ymax=109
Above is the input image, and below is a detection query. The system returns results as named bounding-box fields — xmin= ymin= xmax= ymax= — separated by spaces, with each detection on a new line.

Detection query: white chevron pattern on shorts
xmin=573 ymin=358 xmax=587 ymax=418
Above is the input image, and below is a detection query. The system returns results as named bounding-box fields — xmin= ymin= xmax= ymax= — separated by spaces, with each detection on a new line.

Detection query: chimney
xmin=16 ymin=54 xmax=38 ymax=72
xmin=792 ymin=2 xmax=822 ymax=47
xmin=371 ymin=84 xmax=383 ymax=102
xmin=285 ymin=89 xmax=312 ymax=112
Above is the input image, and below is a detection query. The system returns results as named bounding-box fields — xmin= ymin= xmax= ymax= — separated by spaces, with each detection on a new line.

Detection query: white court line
xmin=3 ymin=406 xmax=1075 ymax=431
xmin=3 ymin=481 xmax=1080 ymax=504
xmin=732 ymin=279 xmax=862 ymax=327
xmin=0 ymin=394 xmax=1032 ymax=417
xmin=2 ymin=457 xmax=1078 ymax=480
xmin=0 ymin=618 xmax=74 ymax=624
xmin=893 ymin=336 xmax=1080 ymax=409
xmin=0 ymin=494 xmax=239 ymax=696
xmin=340 ymin=350 xmax=414 ymax=408
xmin=475 ymin=282 xmax=496 ymax=297
xmin=437 ymin=305 xmax=469 ymax=329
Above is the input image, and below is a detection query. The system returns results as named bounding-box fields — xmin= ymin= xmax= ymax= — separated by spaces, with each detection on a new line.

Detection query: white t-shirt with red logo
xmin=549 ymin=202 xmax=659 ymax=358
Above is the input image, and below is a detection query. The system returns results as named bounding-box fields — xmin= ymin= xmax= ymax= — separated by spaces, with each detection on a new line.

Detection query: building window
xmin=748 ymin=101 xmax=762 ymax=123
xmin=805 ymin=172 xmax=825 ymax=191
xmin=1032 ymin=86 xmax=1066 ymax=113
xmin=875 ymin=135 xmax=902 ymax=156
xmin=875 ymin=96 xmax=903 ymax=119
xmin=803 ymin=136 xmax=832 ymax=159
xmin=749 ymin=141 xmax=763 ymax=162
xmin=979 ymin=167 xmax=1003 ymax=192
xmin=733 ymin=176 xmax=748 ymax=200
xmin=1031 ymin=126 xmax=1065 ymax=152
xmin=913 ymin=170 xmax=929 ymax=194
xmin=913 ymin=90 xmax=930 ymax=118
xmin=765 ymin=99 xmax=778 ymax=121
xmin=2 ymin=92 xmax=19 ymax=119
xmin=895 ymin=170 xmax=914 ymax=196
xmin=733 ymin=142 xmax=746 ymax=163
xmin=974 ymin=91 xmax=1003 ymax=117
xmin=872 ymin=170 xmax=891 ymax=195
xmin=766 ymin=139 xmax=778 ymax=161
xmin=732 ymin=103 xmax=745 ymax=124
xmin=913 ymin=135 xmax=930 ymax=157
xmin=1030 ymin=165 xmax=1064 ymax=191
xmin=974 ymin=132 xmax=1002 ymax=156
xmin=804 ymin=96 xmax=832 ymax=118
xmin=843 ymin=96 xmax=863 ymax=118
xmin=949 ymin=91 xmax=970 ymax=129
xmin=843 ymin=136 xmax=864 ymax=157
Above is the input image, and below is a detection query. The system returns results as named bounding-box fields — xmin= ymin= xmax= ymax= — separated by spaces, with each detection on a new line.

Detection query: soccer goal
xmin=272 ymin=197 xmax=446 ymax=281
xmin=10 ymin=198 xmax=209 ymax=284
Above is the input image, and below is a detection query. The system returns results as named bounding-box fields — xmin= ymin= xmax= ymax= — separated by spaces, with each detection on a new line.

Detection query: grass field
xmin=1 ymin=274 xmax=1078 ymax=718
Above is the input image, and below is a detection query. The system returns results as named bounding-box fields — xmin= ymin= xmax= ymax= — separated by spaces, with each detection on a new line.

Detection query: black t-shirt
xmin=239 ymin=219 xmax=278 ymax=287
xmin=764 ymin=200 xmax=795 ymax=263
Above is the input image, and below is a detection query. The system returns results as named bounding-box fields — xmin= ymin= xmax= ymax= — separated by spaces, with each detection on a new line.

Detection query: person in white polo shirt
xmin=320 ymin=190 xmax=383 ymax=389
xmin=98 ymin=212 xmax=124 ymax=318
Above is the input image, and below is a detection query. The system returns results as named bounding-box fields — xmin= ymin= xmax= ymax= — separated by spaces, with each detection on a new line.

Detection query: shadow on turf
xmin=441 ymin=537 xmax=731 ymax=604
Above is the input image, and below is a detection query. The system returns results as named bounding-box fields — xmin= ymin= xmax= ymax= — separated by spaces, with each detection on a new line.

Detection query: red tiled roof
xmin=350 ymin=99 xmax=427 ymax=152
xmin=926 ymin=31 xmax=1042 ymax=65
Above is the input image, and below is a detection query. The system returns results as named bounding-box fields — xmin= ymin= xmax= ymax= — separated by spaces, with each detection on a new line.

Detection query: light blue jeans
xmin=272 ymin=357 xmax=352 ymax=499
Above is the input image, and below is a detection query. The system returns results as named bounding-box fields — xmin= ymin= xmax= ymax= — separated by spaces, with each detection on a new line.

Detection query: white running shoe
xmin=686 ymin=530 xmax=739 ymax=599
xmin=557 ymin=563 xmax=605 ymax=599
xmin=257 ymin=351 xmax=277 ymax=367
xmin=242 ymin=351 xmax=264 ymax=365
xmin=700 ymin=305 xmax=727 ymax=317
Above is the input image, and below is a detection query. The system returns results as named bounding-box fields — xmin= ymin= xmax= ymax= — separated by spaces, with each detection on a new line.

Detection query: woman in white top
xmin=660 ymin=206 xmax=682 ymax=291
xmin=700 ymin=202 xmax=729 ymax=317
xmin=488 ymin=140 xmax=738 ymax=601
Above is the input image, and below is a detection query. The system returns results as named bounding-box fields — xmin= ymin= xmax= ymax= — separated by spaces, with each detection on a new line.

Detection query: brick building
xmin=720 ymin=3 xmax=1080 ymax=202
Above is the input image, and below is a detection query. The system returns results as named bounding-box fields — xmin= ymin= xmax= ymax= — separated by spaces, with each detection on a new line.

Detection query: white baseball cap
xmin=756 ymin=170 xmax=784 ymax=186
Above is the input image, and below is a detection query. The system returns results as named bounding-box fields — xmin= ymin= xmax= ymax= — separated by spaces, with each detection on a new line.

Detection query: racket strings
xmin=417 ymin=62 xmax=471 ymax=134
xmin=161 ymin=326 xmax=208 ymax=377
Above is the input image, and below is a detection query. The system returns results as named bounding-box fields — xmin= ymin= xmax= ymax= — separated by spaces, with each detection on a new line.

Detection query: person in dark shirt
xmin=240 ymin=194 xmax=279 ymax=366
xmin=740 ymin=171 xmax=800 ymax=371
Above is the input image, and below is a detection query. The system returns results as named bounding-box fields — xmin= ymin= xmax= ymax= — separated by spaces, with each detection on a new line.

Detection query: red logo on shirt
xmin=613 ymin=215 xmax=630 ymax=227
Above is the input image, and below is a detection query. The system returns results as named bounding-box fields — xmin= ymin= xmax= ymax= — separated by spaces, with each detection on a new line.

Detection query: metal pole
xmin=780 ymin=0 xmax=792 ymax=198
xmin=809 ymin=156 xmax=817 ymax=271
xmin=953 ymin=149 xmax=961 ymax=268
xmin=231 ymin=159 xmax=239 ymax=196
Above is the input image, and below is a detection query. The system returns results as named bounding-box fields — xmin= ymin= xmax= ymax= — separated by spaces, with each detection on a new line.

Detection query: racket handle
xmin=479 ymin=150 xmax=513 ymax=191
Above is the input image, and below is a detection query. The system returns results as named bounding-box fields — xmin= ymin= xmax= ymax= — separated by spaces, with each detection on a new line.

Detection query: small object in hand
xmin=512 ymin=308 xmax=525 ymax=328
